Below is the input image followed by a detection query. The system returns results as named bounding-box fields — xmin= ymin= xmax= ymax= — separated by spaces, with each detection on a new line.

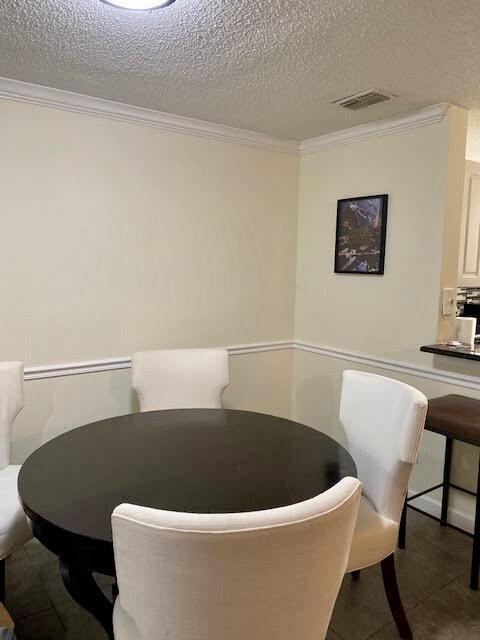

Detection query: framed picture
xmin=334 ymin=194 xmax=388 ymax=275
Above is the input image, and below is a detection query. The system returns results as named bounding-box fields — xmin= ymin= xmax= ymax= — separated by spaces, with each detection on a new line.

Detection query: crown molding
xmin=0 ymin=78 xmax=452 ymax=157
xmin=300 ymin=103 xmax=451 ymax=155
xmin=0 ymin=77 xmax=300 ymax=156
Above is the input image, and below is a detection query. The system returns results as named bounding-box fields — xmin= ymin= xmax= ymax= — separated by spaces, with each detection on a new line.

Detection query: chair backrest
xmin=340 ymin=370 xmax=427 ymax=523
xmin=0 ymin=362 xmax=24 ymax=470
xmin=131 ymin=349 xmax=229 ymax=412
xmin=112 ymin=477 xmax=361 ymax=640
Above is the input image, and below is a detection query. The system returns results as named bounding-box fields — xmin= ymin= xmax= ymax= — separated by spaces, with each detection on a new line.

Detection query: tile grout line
xmin=8 ymin=544 xmax=61 ymax=625
xmin=11 ymin=511 xmax=475 ymax=638
xmin=363 ymin=570 xmax=467 ymax=640
xmin=52 ymin=604 xmax=68 ymax=633
xmin=11 ymin=605 xmax=57 ymax=623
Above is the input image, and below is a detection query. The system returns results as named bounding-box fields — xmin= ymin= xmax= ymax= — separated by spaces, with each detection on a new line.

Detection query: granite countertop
xmin=420 ymin=343 xmax=480 ymax=361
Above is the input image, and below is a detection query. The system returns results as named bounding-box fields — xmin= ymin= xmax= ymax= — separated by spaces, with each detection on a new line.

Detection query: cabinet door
xmin=458 ymin=161 xmax=480 ymax=287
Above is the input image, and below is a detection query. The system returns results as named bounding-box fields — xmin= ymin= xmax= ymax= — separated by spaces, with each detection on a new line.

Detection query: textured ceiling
xmin=1 ymin=0 xmax=480 ymax=140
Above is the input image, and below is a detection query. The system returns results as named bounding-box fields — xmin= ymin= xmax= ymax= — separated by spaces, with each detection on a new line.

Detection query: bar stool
xmin=398 ymin=394 xmax=480 ymax=590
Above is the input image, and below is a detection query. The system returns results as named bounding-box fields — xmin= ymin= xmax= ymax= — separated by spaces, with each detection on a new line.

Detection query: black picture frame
xmin=334 ymin=194 xmax=388 ymax=275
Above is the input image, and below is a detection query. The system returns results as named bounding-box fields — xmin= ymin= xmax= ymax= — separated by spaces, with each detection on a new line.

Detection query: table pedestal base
xmin=59 ymin=558 xmax=114 ymax=639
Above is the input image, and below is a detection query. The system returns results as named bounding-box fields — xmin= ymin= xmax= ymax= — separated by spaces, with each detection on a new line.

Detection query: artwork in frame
xmin=334 ymin=194 xmax=388 ymax=275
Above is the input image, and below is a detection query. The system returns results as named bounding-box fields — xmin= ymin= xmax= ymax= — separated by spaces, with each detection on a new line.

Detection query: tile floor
xmin=5 ymin=508 xmax=480 ymax=639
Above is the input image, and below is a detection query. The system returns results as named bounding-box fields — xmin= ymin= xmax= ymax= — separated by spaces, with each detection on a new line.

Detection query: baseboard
xmin=408 ymin=488 xmax=475 ymax=535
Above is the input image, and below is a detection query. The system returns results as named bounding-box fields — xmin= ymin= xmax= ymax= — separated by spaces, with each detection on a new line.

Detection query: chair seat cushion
xmin=426 ymin=395 xmax=480 ymax=445
xmin=113 ymin=599 xmax=141 ymax=640
xmin=346 ymin=495 xmax=398 ymax=572
xmin=0 ymin=465 xmax=32 ymax=559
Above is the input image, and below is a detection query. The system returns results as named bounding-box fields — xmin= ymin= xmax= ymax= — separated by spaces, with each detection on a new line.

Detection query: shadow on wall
xmin=10 ymin=350 xmax=294 ymax=464
xmin=292 ymin=366 xmax=346 ymax=444
xmin=431 ymin=354 xmax=480 ymax=378
xmin=221 ymin=350 xmax=294 ymax=420
xmin=452 ymin=440 xmax=478 ymax=493
xmin=12 ymin=368 xmax=134 ymax=464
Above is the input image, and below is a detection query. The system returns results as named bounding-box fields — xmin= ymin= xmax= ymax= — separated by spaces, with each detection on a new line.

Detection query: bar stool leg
xmin=398 ymin=498 xmax=407 ymax=549
xmin=440 ymin=437 xmax=453 ymax=526
xmin=0 ymin=558 xmax=5 ymax=604
xmin=470 ymin=455 xmax=480 ymax=590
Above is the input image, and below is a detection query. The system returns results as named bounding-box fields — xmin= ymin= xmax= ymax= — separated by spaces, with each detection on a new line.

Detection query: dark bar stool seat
xmin=399 ymin=394 xmax=480 ymax=590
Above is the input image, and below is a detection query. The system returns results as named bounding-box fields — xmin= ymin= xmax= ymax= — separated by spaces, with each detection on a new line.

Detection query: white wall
xmin=293 ymin=107 xmax=480 ymax=531
xmin=0 ymin=98 xmax=299 ymax=461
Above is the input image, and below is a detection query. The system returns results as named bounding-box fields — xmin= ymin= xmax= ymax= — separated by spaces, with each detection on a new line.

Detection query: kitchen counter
xmin=420 ymin=343 xmax=480 ymax=362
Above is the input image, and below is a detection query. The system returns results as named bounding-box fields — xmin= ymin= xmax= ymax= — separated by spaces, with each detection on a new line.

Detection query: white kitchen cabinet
xmin=458 ymin=161 xmax=480 ymax=287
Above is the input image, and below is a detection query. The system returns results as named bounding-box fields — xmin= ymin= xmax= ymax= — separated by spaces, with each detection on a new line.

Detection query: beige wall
xmin=0 ymin=99 xmax=299 ymax=363
xmin=14 ymin=349 xmax=293 ymax=463
xmin=438 ymin=108 xmax=469 ymax=341
xmin=295 ymin=118 xmax=455 ymax=363
xmin=1 ymin=98 xmax=299 ymax=461
xmin=293 ymin=349 xmax=479 ymax=531
xmin=5 ymin=95 xmax=479 ymax=531
xmin=293 ymin=108 xmax=479 ymax=530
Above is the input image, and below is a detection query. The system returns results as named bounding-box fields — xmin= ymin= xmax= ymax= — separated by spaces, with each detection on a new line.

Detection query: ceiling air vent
xmin=333 ymin=90 xmax=391 ymax=111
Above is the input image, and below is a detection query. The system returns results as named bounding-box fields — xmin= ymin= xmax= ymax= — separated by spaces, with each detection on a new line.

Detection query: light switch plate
xmin=442 ymin=288 xmax=456 ymax=316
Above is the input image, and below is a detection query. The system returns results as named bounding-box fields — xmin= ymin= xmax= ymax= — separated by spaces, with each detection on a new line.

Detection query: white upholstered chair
xmin=0 ymin=362 xmax=32 ymax=602
xmin=132 ymin=348 xmax=229 ymax=412
xmin=340 ymin=370 xmax=428 ymax=640
xmin=111 ymin=477 xmax=361 ymax=640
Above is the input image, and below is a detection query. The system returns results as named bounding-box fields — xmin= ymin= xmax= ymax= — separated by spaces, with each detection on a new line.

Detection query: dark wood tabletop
xmin=18 ymin=408 xmax=356 ymax=638
xmin=420 ymin=343 xmax=480 ymax=361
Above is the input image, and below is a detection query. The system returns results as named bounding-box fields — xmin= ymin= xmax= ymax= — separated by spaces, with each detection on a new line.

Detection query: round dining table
xmin=18 ymin=408 xmax=357 ymax=639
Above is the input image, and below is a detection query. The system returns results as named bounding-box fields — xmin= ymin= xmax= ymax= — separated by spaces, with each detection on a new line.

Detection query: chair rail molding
xmin=24 ymin=339 xmax=480 ymax=389
xmin=300 ymin=103 xmax=450 ymax=155
xmin=0 ymin=77 xmax=298 ymax=156
xmin=294 ymin=340 xmax=480 ymax=391
xmin=23 ymin=341 xmax=293 ymax=380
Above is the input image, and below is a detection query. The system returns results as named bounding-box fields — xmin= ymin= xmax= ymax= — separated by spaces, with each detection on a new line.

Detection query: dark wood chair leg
xmin=381 ymin=554 xmax=413 ymax=639
xmin=440 ymin=437 xmax=453 ymax=526
xmin=470 ymin=456 xmax=480 ymax=590
xmin=398 ymin=498 xmax=407 ymax=549
xmin=351 ymin=570 xmax=360 ymax=579
xmin=0 ymin=557 xmax=5 ymax=604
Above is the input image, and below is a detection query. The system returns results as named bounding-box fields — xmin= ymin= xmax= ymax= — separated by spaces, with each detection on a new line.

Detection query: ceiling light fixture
xmin=100 ymin=0 xmax=176 ymax=10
